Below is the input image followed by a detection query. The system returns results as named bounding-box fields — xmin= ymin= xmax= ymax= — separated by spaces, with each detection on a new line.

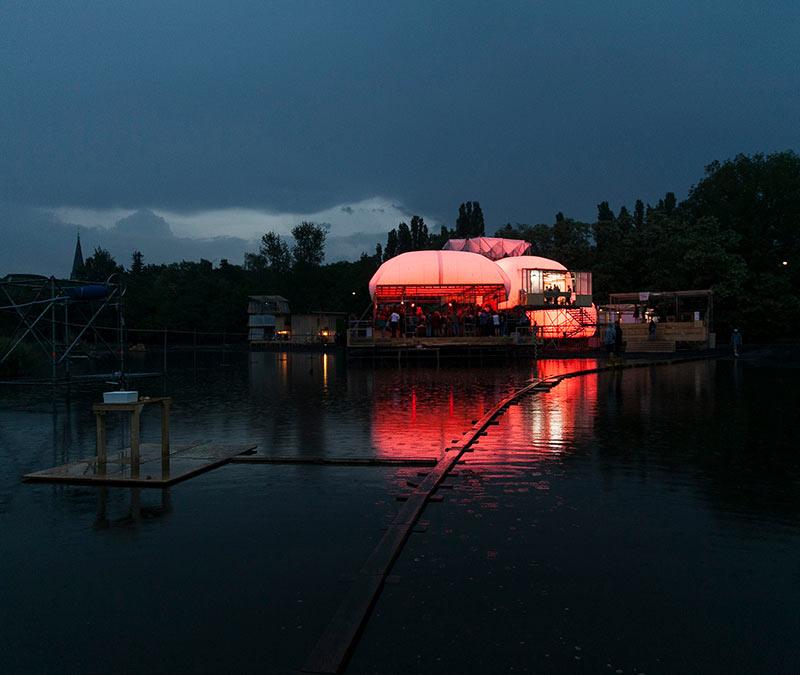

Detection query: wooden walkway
xmin=23 ymin=442 xmax=257 ymax=488
xmin=301 ymin=377 xmax=555 ymax=674
xmin=301 ymin=352 xmax=721 ymax=674
xmin=230 ymin=455 xmax=437 ymax=467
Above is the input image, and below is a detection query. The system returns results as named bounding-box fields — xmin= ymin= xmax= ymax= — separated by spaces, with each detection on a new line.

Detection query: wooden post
xmin=95 ymin=487 xmax=108 ymax=528
xmin=50 ymin=277 xmax=56 ymax=382
xmin=130 ymin=488 xmax=141 ymax=524
xmin=95 ymin=411 xmax=107 ymax=471
xmin=160 ymin=399 xmax=170 ymax=458
xmin=64 ymin=299 xmax=70 ymax=380
xmin=130 ymin=404 xmax=141 ymax=477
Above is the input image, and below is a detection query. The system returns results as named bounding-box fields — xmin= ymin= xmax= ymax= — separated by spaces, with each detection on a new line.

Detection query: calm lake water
xmin=1 ymin=352 xmax=798 ymax=674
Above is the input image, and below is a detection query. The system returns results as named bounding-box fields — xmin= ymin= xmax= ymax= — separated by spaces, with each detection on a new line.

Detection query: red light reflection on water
xmin=466 ymin=369 xmax=599 ymax=468
xmin=372 ymin=383 xmax=497 ymax=458
xmin=371 ymin=359 xmax=599 ymax=461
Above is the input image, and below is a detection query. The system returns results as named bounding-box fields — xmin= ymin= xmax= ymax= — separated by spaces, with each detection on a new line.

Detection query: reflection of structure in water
xmin=369 ymin=360 xmax=599 ymax=461
xmin=94 ymin=487 xmax=172 ymax=530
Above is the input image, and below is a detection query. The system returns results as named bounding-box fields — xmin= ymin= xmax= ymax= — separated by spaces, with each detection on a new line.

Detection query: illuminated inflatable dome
xmin=495 ymin=255 xmax=568 ymax=310
xmin=366 ymin=242 xmax=596 ymax=340
xmin=369 ymin=250 xmax=511 ymax=304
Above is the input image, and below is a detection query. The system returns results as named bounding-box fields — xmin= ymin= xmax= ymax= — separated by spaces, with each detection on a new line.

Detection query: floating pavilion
xmin=349 ymin=238 xmax=597 ymax=354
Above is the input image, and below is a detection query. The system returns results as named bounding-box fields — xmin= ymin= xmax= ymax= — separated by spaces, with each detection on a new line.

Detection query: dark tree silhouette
xmin=291 ymin=222 xmax=328 ymax=267
xmin=410 ymin=215 xmax=429 ymax=249
xmin=384 ymin=229 xmax=398 ymax=260
xmin=455 ymin=201 xmax=485 ymax=237
xmin=83 ymin=247 xmax=123 ymax=281
xmin=259 ymin=231 xmax=292 ymax=273
xmin=597 ymin=201 xmax=615 ymax=222
xmin=634 ymin=199 xmax=645 ymax=228
xmin=397 ymin=222 xmax=412 ymax=253
xmin=131 ymin=250 xmax=144 ymax=275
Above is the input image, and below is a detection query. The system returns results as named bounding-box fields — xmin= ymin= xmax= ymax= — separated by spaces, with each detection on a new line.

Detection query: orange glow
xmin=369 ymin=250 xmax=511 ymax=302
xmin=529 ymin=306 xmax=598 ymax=339
xmin=461 ymin=366 xmax=599 ymax=468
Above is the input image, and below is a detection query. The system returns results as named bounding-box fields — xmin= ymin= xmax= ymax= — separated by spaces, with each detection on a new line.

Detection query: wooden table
xmin=92 ymin=397 xmax=172 ymax=477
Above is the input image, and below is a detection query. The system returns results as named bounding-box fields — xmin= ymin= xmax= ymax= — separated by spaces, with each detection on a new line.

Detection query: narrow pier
xmin=23 ymin=442 xmax=257 ymax=488
xmin=302 ymin=352 xmax=722 ymax=674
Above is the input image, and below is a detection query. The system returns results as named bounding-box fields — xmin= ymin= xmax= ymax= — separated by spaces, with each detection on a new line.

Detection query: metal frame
xmin=0 ymin=274 xmax=126 ymax=382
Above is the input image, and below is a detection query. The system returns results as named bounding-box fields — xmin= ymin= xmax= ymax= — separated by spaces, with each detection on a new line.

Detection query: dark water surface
xmin=1 ymin=353 xmax=798 ymax=674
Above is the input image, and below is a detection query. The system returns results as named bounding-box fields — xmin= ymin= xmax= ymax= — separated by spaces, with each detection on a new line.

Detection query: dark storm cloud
xmin=1 ymin=1 xmax=799 ymax=225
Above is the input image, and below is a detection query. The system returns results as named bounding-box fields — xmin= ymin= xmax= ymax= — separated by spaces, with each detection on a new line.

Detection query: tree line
xmin=72 ymin=151 xmax=798 ymax=340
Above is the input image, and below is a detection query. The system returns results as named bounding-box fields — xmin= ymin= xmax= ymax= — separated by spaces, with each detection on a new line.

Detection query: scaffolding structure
xmin=0 ymin=274 xmax=126 ymax=382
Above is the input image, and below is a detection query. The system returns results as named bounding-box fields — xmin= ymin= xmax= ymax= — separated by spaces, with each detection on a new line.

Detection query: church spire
xmin=70 ymin=231 xmax=84 ymax=280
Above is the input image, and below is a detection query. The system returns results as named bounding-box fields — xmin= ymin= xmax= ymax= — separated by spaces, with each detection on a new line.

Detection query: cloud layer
xmin=2 ymin=2 xmax=797 ymax=228
xmin=0 ymin=197 xmax=429 ymax=277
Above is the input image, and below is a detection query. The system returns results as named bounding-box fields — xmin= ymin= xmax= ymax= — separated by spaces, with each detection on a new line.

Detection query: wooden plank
xmin=229 ymin=455 xmax=437 ymax=467
xmin=130 ymin=406 xmax=141 ymax=478
xmin=94 ymin=411 xmax=107 ymax=467
xmin=303 ymin=352 xmax=725 ymax=674
xmin=302 ymin=379 xmax=543 ymax=674
xmin=160 ymin=399 xmax=171 ymax=458
xmin=92 ymin=396 xmax=172 ymax=412
xmin=22 ymin=442 xmax=257 ymax=488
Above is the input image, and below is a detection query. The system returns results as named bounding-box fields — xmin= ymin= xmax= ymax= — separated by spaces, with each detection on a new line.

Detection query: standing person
xmin=431 ymin=310 xmax=441 ymax=337
xmin=603 ymin=322 xmax=616 ymax=356
xmin=492 ymin=310 xmax=501 ymax=336
xmin=731 ymin=328 xmax=742 ymax=357
xmin=648 ymin=318 xmax=657 ymax=341
xmin=479 ymin=308 xmax=490 ymax=336
xmin=614 ymin=320 xmax=624 ymax=357
xmin=389 ymin=308 xmax=400 ymax=338
xmin=517 ymin=309 xmax=530 ymax=336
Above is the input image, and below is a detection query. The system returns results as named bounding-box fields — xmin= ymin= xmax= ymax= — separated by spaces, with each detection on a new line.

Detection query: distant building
xmin=70 ymin=233 xmax=84 ymax=280
xmin=247 ymin=295 xmax=291 ymax=341
xmin=247 ymin=295 xmax=346 ymax=345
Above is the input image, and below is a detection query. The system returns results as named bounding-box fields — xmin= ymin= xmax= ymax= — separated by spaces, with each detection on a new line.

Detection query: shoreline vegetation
xmin=5 ymin=151 xmax=799 ymax=347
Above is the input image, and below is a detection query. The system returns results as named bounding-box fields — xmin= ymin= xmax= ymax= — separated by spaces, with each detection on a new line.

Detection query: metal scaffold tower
xmin=0 ymin=273 xmax=126 ymax=382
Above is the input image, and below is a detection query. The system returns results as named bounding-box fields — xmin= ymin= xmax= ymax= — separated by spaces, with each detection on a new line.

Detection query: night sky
xmin=1 ymin=1 xmax=798 ymax=272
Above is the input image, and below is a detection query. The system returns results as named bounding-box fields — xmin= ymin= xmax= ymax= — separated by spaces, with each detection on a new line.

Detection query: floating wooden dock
xmin=23 ymin=442 xmax=257 ymax=488
xmin=302 ymin=351 xmax=724 ymax=674
xmin=302 ymin=377 xmax=548 ymax=674
xmin=347 ymin=336 xmax=539 ymax=361
xmin=230 ymin=455 xmax=437 ymax=467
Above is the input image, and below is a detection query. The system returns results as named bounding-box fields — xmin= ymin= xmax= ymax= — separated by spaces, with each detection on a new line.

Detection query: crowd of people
xmin=542 ymin=284 xmax=578 ymax=306
xmin=375 ymin=303 xmax=536 ymax=339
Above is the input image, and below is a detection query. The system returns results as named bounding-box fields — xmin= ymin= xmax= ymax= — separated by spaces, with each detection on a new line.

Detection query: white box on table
xmin=102 ymin=391 xmax=139 ymax=404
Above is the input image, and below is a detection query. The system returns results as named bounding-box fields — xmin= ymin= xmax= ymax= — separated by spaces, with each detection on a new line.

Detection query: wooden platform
xmin=347 ymin=335 xmax=539 ymax=360
xmin=23 ymin=442 xmax=257 ymax=488
xmin=626 ymin=338 xmax=676 ymax=353
xmin=230 ymin=455 xmax=437 ymax=467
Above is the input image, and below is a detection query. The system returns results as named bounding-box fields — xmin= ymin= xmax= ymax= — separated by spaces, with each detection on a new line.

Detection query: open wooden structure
xmin=24 ymin=396 xmax=257 ymax=487
xmin=602 ymin=289 xmax=714 ymax=352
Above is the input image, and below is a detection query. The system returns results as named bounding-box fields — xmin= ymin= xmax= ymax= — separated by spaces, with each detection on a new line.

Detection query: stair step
xmin=626 ymin=340 xmax=675 ymax=352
